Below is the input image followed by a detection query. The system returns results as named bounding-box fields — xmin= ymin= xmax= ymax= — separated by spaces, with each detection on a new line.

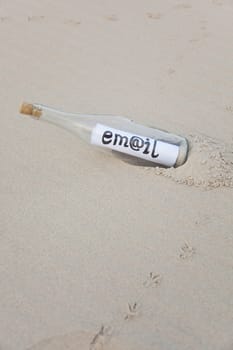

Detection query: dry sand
xmin=0 ymin=1 xmax=233 ymax=349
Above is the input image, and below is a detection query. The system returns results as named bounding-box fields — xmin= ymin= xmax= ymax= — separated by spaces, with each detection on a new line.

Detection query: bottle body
xmin=20 ymin=103 xmax=189 ymax=167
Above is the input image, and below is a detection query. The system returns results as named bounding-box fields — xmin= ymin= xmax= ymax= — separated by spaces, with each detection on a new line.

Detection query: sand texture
xmin=153 ymin=133 xmax=233 ymax=189
xmin=0 ymin=1 xmax=233 ymax=350
xmin=27 ymin=329 xmax=141 ymax=350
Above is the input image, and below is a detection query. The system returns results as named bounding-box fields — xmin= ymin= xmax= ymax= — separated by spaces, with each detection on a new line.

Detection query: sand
xmin=0 ymin=0 xmax=233 ymax=349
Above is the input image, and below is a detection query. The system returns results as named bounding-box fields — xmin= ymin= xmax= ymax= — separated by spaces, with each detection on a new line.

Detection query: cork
xmin=19 ymin=102 xmax=42 ymax=118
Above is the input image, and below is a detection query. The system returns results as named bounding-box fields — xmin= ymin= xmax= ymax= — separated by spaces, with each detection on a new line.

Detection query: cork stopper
xmin=19 ymin=102 xmax=42 ymax=118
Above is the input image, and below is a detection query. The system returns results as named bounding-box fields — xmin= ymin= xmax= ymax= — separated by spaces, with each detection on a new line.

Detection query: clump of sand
xmin=152 ymin=133 xmax=233 ymax=189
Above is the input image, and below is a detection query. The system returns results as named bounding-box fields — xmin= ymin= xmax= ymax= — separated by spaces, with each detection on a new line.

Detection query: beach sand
xmin=0 ymin=1 xmax=233 ymax=349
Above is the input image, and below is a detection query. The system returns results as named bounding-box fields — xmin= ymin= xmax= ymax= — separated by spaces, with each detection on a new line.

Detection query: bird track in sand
xmin=179 ymin=243 xmax=196 ymax=260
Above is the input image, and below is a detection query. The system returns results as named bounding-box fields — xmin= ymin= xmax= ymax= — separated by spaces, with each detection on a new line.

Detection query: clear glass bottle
xmin=20 ymin=102 xmax=189 ymax=168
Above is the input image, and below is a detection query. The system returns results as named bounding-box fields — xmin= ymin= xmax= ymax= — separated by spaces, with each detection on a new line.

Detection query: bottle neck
xmin=37 ymin=104 xmax=96 ymax=141
xmin=20 ymin=102 xmax=93 ymax=141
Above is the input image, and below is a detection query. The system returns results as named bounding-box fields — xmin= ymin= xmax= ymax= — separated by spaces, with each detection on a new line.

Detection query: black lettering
xmin=130 ymin=136 xmax=144 ymax=151
xmin=151 ymin=140 xmax=159 ymax=158
xmin=102 ymin=130 xmax=113 ymax=145
xmin=113 ymin=134 xmax=129 ymax=147
xmin=143 ymin=138 xmax=150 ymax=154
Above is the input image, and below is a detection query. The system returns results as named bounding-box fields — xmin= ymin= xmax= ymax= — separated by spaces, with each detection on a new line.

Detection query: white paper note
xmin=91 ymin=124 xmax=179 ymax=167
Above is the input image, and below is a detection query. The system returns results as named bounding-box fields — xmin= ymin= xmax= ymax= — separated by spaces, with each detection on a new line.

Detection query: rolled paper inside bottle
xmin=91 ymin=124 xmax=179 ymax=167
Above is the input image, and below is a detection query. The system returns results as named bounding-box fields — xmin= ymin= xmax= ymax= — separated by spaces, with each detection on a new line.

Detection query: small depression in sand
xmin=152 ymin=133 xmax=233 ymax=189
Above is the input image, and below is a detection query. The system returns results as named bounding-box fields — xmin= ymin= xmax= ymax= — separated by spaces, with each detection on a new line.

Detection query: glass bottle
xmin=20 ymin=102 xmax=189 ymax=168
